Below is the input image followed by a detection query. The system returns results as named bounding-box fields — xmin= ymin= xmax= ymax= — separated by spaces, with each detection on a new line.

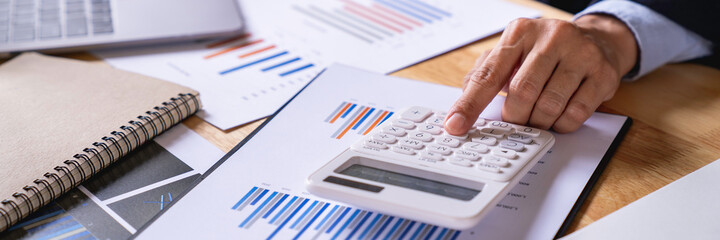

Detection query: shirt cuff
xmin=574 ymin=0 xmax=713 ymax=80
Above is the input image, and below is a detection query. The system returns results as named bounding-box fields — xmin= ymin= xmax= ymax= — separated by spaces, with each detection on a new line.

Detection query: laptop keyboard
xmin=0 ymin=0 xmax=113 ymax=43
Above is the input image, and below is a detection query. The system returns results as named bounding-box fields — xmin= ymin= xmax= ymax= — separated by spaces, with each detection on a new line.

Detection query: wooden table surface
xmin=8 ymin=0 xmax=720 ymax=237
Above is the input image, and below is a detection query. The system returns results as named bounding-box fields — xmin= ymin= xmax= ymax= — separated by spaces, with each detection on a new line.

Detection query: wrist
xmin=574 ymin=14 xmax=638 ymax=78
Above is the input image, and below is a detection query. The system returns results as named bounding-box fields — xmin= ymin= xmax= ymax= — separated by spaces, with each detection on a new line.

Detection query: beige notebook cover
xmin=0 ymin=53 xmax=201 ymax=231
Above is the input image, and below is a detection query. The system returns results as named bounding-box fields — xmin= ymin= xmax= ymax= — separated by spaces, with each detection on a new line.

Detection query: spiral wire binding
xmin=0 ymin=93 xmax=201 ymax=231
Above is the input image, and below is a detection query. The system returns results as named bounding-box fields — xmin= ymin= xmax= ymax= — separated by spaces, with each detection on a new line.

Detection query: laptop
xmin=0 ymin=0 xmax=244 ymax=54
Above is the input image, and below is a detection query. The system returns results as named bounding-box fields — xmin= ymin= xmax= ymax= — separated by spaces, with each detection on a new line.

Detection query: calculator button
xmin=435 ymin=111 xmax=448 ymax=118
xmin=488 ymin=121 xmax=513 ymax=131
xmin=427 ymin=144 xmax=452 ymax=155
xmin=400 ymin=139 xmax=425 ymax=149
xmin=492 ymin=149 xmax=518 ymax=159
xmin=436 ymin=137 xmax=460 ymax=148
xmin=474 ymin=118 xmax=487 ymax=127
xmin=515 ymin=126 xmax=541 ymax=137
xmin=372 ymin=133 xmax=397 ymax=144
xmin=463 ymin=142 xmax=489 ymax=153
xmin=365 ymin=139 xmax=388 ymax=149
xmin=454 ymin=150 xmax=480 ymax=161
xmin=470 ymin=134 xmax=497 ymax=145
xmin=418 ymin=124 xmax=443 ymax=135
xmin=382 ymin=126 xmax=407 ymax=137
xmin=444 ymin=132 xmax=468 ymax=140
xmin=392 ymin=119 xmax=416 ymax=129
xmin=483 ymin=156 xmax=509 ymax=167
xmin=508 ymin=133 xmax=533 ymax=144
xmin=426 ymin=116 xmax=445 ymax=126
xmin=392 ymin=146 xmax=416 ymax=155
xmin=479 ymin=128 xmax=507 ymax=138
xmin=420 ymin=151 xmax=444 ymax=161
xmin=409 ymin=132 xmax=433 ymax=142
xmin=477 ymin=162 xmax=501 ymax=173
xmin=449 ymin=158 xmax=473 ymax=167
xmin=500 ymin=140 xmax=525 ymax=151
xmin=401 ymin=106 xmax=433 ymax=122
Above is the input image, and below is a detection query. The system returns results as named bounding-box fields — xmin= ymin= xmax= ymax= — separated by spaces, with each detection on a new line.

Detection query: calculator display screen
xmin=339 ymin=164 xmax=480 ymax=201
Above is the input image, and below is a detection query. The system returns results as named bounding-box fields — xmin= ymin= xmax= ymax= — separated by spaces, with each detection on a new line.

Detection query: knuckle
xmin=559 ymin=68 xmax=584 ymax=82
xmin=509 ymin=78 xmax=541 ymax=104
xmin=468 ymin=63 xmax=503 ymax=89
xmin=536 ymin=94 xmax=565 ymax=117
xmin=453 ymin=97 xmax=481 ymax=114
xmin=508 ymin=18 xmax=532 ymax=29
xmin=548 ymin=20 xmax=577 ymax=37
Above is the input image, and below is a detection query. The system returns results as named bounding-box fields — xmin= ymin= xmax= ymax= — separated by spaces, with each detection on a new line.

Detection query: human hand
xmin=444 ymin=15 xmax=637 ymax=134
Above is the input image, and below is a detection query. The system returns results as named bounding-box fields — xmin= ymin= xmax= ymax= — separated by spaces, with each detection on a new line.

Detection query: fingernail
xmin=445 ymin=113 xmax=466 ymax=133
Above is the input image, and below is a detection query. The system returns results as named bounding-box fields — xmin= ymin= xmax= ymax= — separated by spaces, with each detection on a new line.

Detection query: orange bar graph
xmin=239 ymin=45 xmax=277 ymax=58
xmin=363 ymin=111 xmax=388 ymax=135
xmin=329 ymin=103 xmax=353 ymax=124
xmin=337 ymin=107 xmax=370 ymax=139
xmin=204 ymin=39 xmax=264 ymax=59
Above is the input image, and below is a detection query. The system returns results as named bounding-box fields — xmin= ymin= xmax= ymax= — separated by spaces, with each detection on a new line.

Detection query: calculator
xmin=306 ymin=106 xmax=555 ymax=229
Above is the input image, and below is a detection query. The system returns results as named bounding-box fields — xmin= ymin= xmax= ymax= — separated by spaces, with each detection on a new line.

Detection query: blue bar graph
xmin=270 ymin=196 xmax=298 ymax=224
xmin=263 ymin=194 xmax=289 ymax=219
xmin=326 ymin=207 xmax=351 ymax=234
xmin=375 ymin=0 xmax=433 ymax=23
xmin=387 ymin=0 xmax=443 ymax=20
xmin=374 ymin=216 xmax=394 ymax=239
xmin=230 ymin=186 xmax=460 ymax=239
xmin=219 ymin=51 xmax=289 ymax=75
xmin=294 ymin=203 xmax=329 ymax=239
xmin=406 ymin=0 xmax=452 ymax=17
xmin=232 ymin=186 xmax=258 ymax=210
xmin=315 ymin=205 xmax=338 ymax=230
xmin=251 ymin=189 xmax=270 ymax=205
xmin=279 ymin=63 xmax=315 ymax=77
xmin=261 ymin=57 xmax=302 ymax=72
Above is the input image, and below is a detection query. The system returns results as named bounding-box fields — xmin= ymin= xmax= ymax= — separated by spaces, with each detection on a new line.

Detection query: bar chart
xmin=202 ymin=34 xmax=317 ymax=78
xmin=230 ymin=186 xmax=461 ymax=240
xmin=325 ymin=101 xmax=394 ymax=139
xmin=292 ymin=0 xmax=454 ymax=44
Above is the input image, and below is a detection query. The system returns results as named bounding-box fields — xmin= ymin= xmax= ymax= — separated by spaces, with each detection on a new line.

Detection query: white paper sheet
xmin=135 ymin=65 xmax=628 ymax=240
xmin=561 ymin=159 xmax=720 ymax=240
xmin=94 ymin=0 xmax=539 ymax=130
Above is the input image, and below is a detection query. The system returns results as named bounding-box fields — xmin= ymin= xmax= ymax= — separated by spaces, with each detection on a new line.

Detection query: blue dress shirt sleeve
xmin=574 ymin=0 xmax=713 ymax=80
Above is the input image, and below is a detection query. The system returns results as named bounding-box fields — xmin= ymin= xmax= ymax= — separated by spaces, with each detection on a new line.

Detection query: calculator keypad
xmin=351 ymin=107 xmax=554 ymax=182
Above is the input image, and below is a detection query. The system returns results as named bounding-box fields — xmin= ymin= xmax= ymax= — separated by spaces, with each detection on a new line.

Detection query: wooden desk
xmin=8 ymin=0 xmax=720 ymax=236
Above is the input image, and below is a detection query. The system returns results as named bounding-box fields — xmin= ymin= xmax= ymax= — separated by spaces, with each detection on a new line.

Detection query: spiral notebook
xmin=0 ymin=53 xmax=202 ymax=232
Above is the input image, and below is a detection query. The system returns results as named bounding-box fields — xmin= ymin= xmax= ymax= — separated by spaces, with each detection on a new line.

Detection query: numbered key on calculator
xmin=349 ymin=106 xmax=555 ymax=182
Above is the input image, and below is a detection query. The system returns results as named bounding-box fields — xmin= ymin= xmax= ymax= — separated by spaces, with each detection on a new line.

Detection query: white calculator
xmin=306 ymin=106 xmax=555 ymax=229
